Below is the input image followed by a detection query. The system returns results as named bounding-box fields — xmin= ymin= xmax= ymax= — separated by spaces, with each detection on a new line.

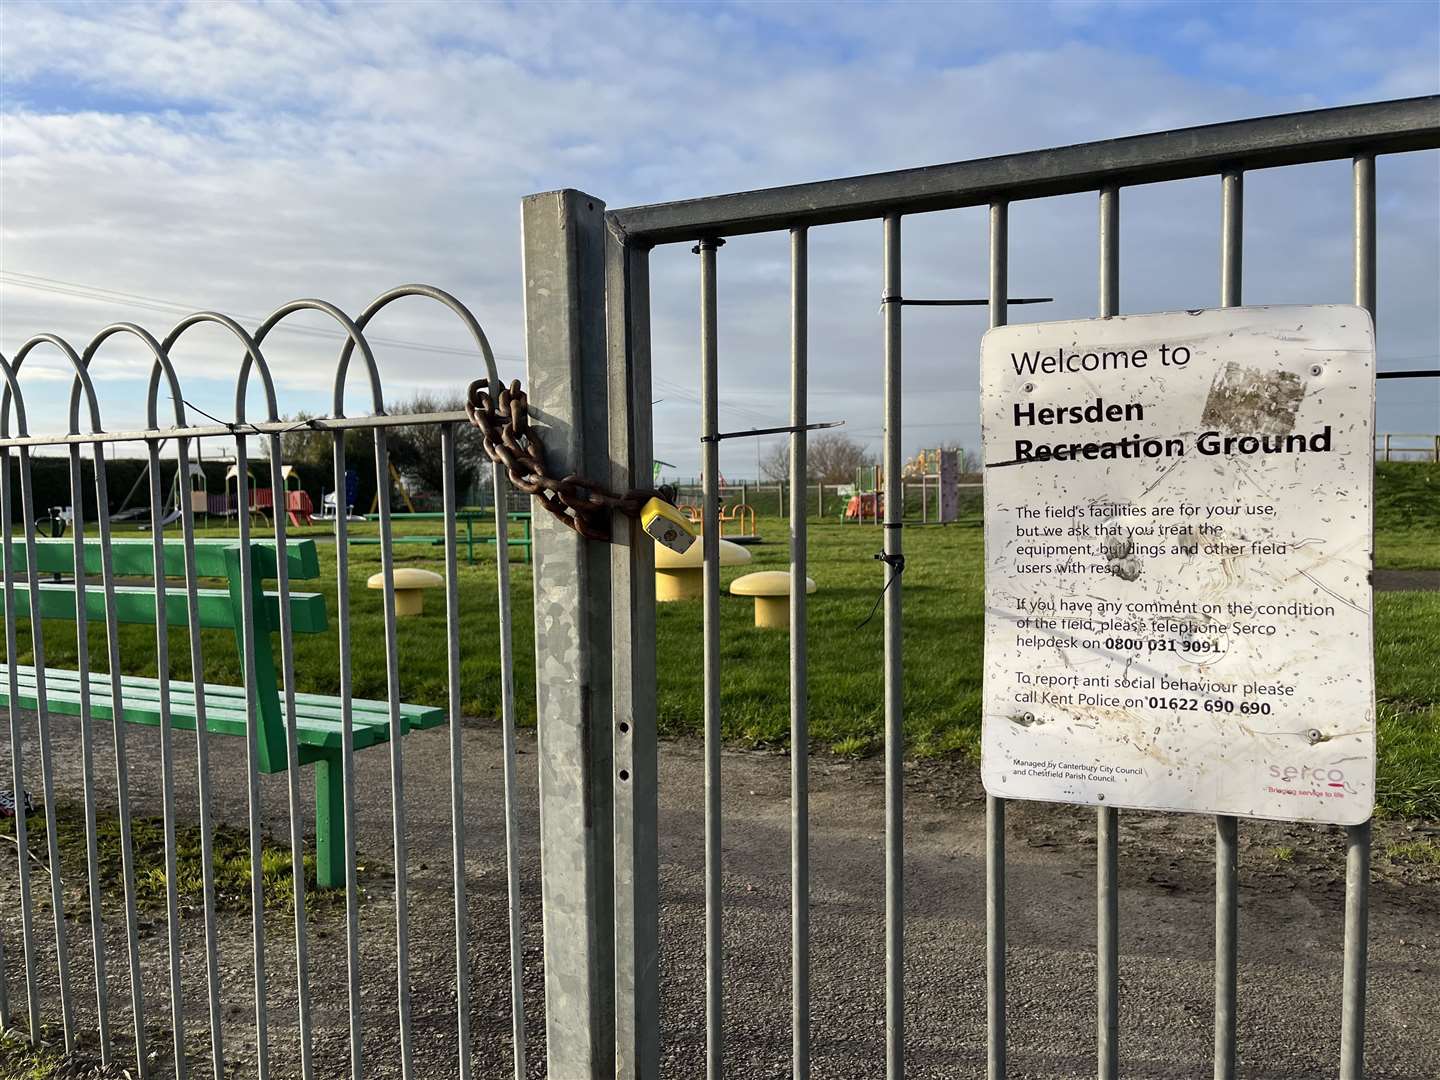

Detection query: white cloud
xmin=1 ymin=0 xmax=1435 ymax=473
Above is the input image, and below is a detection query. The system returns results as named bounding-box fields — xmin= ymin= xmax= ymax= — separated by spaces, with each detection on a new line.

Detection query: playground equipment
xmin=368 ymin=567 xmax=443 ymax=616
xmin=282 ymin=465 xmax=315 ymax=526
xmin=224 ymin=463 xmax=273 ymax=527
xmin=906 ymin=448 xmax=961 ymax=524
xmin=138 ymin=462 xmax=208 ymax=530
xmin=188 ymin=464 xmax=208 ymax=516
xmin=370 ymin=462 xmax=418 ymax=515
xmin=321 ymin=469 xmax=365 ymax=521
xmin=671 ymin=502 xmax=760 ymax=542
xmin=109 ymin=453 xmax=208 ymax=528
xmin=844 ymin=464 xmax=883 ymax=523
xmin=729 ymin=570 xmax=816 ymax=629
xmin=719 ymin=502 xmax=759 ymax=544
xmin=654 ymin=537 xmax=751 ymax=601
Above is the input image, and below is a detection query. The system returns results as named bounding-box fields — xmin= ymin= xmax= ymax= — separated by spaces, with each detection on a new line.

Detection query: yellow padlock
xmin=639 ymin=497 xmax=697 ymax=555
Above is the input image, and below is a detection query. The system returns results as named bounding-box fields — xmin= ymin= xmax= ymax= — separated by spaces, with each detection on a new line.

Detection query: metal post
xmin=1097 ymin=183 xmax=1121 ymax=1080
xmin=882 ymin=212 xmax=905 ymax=1080
xmin=522 ymin=189 xmax=617 ymax=1077
xmin=1215 ymin=168 xmax=1243 ymax=1080
xmin=1340 ymin=153 xmax=1376 ymax=1080
xmin=608 ymin=226 xmax=661 ymax=1080
xmin=699 ymin=234 xmax=725 ymax=1080
xmin=790 ymin=226 xmax=812 ymax=1080
xmin=987 ymin=198 xmax=1008 ymax=1080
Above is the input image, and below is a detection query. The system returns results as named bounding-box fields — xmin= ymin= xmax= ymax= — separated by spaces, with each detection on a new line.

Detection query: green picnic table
xmin=350 ymin=510 xmax=533 ymax=564
xmin=1 ymin=536 xmax=443 ymax=888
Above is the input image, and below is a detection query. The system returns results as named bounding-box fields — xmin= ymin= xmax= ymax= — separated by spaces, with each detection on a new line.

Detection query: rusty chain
xmin=465 ymin=377 xmax=670 ymax=541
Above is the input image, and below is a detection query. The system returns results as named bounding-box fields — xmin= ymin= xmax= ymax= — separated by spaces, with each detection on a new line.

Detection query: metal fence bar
xmin=12 ymin=437 xmax=80 ymax=1055
xmin=881 ymin=212 xmax=905 ymax=1080
xmin=612 ymin=99 xmax=1439 ymax=243
xmin=329 ymin=428 xmax=366 ymax=1078
xmin=90 ymin=439 xmax=150 ymax=1074
xmin=232 ymin=438 xmax=272 ymax=1080
xmin=1340 ymin=151 xmax=1377 ymax=1080
xmin=698 ymin=234 xmax=725 ymax=1080
xmin=170 ymin=433 xmax=225 ymax=1079
xmin=1214 ymin=167 xmax=1244 ymax=1080
xmin=371 ymin=425 xmax=417 ymax=1079
xmin=0 ymin=410 xmax=475 ymax=451
xmin=18 ymin=447 xmax=78 ymax=1056
xmin=493 ymin=454 xmax=528 ymax=1080
xmin=1096 ymin=183 xmax=1121 ymax=1080
xmin=66 ymin=442 xmax=112 ymax=1061
xmin=440 ymin=425 xmax=475 ymax=1080
xmin=17 ymin=436 xmax=84 ymax=1054
xmin=986 ymin=198 xmax=1008 ymax=1080
xmin=263 ymin=430 xmax=316 ymax=1080
xmin=2 ymin=445 xmax=42 ymax=1041
xmin=789 ymin=226 xmax=812 ymax=1080
xmin=607 ymin=230 xmax=659 ymax=1080
xmin=145 ymin=435 xmax=189 ymax=1079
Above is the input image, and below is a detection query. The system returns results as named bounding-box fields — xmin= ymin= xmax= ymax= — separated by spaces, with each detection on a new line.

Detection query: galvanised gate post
xmin=521 ymin=189 xmax=619 ymax=1077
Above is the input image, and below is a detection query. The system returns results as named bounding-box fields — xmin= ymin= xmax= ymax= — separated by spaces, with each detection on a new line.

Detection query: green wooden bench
xmin=1 ymin=536 xmax=444 ymax=887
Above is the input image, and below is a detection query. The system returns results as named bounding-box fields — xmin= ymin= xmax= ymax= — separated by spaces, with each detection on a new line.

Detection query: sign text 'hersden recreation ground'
xmin=981 ymin=306 xmax=1375 ymax=824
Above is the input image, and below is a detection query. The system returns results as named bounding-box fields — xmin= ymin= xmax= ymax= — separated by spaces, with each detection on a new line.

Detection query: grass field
xmin=6 ymin=463 xmax=1438 ymax=817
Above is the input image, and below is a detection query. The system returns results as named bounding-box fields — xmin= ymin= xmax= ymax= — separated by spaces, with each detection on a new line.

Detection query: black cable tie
xmin=857 ymin=551 xmax=906 ymax=628
xmin=180 ymin=398 xmax=241 ymax=434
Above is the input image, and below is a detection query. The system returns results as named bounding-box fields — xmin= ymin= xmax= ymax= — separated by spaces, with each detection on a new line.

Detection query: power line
xmin=0 ymin=271 xmax=526 ymax=365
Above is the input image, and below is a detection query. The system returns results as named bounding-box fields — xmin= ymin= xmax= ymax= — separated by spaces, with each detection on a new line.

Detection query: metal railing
xmin=525 ymin=94 xmax=1440 ymax=1079
xmin=0 ymin=286 xmax=529 ymax=1078
xmin=1375 ymin=433 xmax=1440 ymax=462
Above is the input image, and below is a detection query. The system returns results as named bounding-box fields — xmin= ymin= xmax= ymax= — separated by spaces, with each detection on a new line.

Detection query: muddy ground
xmin=2 ymin=715 xmax=1437 ymax=1079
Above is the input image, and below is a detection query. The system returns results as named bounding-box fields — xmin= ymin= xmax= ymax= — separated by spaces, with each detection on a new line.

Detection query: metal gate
xmin=0 ymin=286 xmax=534 ymax=1079
xmin=520 ymin=96 xmax=1440 ymax=1078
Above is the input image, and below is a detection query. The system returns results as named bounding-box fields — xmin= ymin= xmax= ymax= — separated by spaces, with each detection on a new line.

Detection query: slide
xmin=137 ymin=507 xmax=184 ymax=531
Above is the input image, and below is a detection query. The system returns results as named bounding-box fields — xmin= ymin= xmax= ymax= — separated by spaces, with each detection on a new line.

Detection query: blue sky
xmin=2 ymin=0 xmax=1436 ymax=476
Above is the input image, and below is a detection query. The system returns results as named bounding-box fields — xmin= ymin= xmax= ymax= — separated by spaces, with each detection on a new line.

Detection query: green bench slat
xmin=11 ymin=537 xmax=320 ymax=580
xmin=16 ymin=666 xmax=443 ymax=731
xmin=1 ymin=674 xmax=387 ymax=757
xmin=349 ymin=537 xmax=445 ymax=546
xmin=8 ymin=581 xmax=329 ymax=634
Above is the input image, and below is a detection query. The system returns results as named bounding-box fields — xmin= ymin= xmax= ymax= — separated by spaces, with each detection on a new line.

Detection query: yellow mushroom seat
xmin=654 ymin=537 xmax=751 ymax=602
xmin=729 ymin=570 xmax=816 ymax=629
xmin=368 ymin=567 xmax=443 ymax=617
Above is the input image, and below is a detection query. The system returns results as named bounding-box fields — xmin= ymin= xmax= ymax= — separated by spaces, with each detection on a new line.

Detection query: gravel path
xmin=3 ymin=714 xmax=1437 ymax=1078
xmin=1372 ymin=569 xmax=1440 ymax=592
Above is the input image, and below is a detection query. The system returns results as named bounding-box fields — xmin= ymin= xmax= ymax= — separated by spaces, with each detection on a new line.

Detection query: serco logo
xmin=1268 ymin=763 xmax=1347 ymax=790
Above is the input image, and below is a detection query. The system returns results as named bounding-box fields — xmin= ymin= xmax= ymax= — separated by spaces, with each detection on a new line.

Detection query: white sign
xmin=981 ymin=306 xmax=1375 ymax=824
